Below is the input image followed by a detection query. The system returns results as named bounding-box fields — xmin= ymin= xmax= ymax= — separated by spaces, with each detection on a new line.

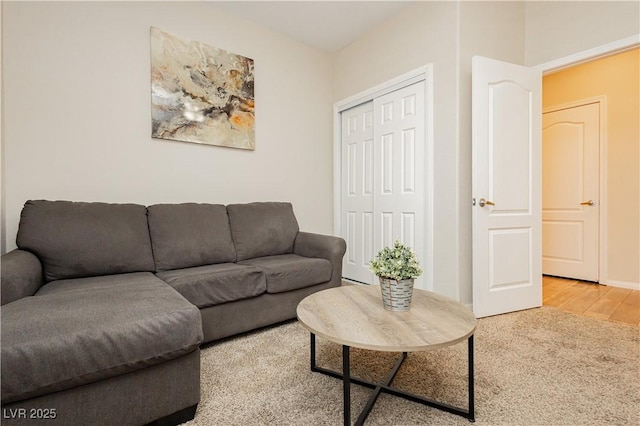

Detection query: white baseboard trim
xmin=606 ymin=280 xmax=640 ymax=291
xmin=341 ymin=278 xmax=371 ymax=286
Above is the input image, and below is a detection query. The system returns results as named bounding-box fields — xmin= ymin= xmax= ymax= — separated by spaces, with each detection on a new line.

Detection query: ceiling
xmin=210 ymin=1 xmax=414 ymax=53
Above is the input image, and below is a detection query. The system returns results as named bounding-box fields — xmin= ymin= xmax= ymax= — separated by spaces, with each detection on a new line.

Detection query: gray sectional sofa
xmin=0 ymin=200 xmax=346 ymax=425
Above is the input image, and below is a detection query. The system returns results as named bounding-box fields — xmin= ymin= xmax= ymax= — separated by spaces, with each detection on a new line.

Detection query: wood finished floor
xmin=543 ymin=275 xmax=640 ymax=327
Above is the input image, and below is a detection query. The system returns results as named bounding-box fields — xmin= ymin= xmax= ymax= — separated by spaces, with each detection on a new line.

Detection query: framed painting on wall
xmin=151 ymin=27 xmax=255 ymax=150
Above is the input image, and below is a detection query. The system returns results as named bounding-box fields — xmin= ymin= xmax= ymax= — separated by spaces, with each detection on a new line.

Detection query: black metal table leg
xmin=355 ymin=351 xmax=407 ymax=426
xmin=468 ymin=335 xmax=475 ymax=422
xmin=310 ymin=333 xmax=316 ymax=371
xmin=309 ymin=333 xmax=476 ymax=424
xmin=343 ymin=345 xmax=351 ymax=426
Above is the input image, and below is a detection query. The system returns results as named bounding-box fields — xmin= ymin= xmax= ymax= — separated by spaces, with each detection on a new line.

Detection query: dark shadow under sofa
xmin=0 ymin=200 xmax=346 ymax=425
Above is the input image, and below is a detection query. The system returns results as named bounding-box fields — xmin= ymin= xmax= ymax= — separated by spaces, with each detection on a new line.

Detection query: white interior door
xmin=472 ymin=56 xmax=542 ymax=318
xmin=341 ymin=81 xmax=426 ymax=289
xmin=542 ymin=103 xmax=599 ymax=281
xmin=341 ymin=101 xmax=375 ymax=285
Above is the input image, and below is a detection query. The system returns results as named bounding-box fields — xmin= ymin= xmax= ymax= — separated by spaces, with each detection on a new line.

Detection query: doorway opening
xmin=541 ymin=45 xmax=640 ymax=287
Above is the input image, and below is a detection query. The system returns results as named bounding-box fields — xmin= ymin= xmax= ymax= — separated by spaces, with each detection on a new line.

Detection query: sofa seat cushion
xmin=156 ymin=263 xmax=266 ymax=309
xmin=0 ymin=273 xmax=202 ymax=404
xmin=238 ymin=254 xmax=332 ymax=294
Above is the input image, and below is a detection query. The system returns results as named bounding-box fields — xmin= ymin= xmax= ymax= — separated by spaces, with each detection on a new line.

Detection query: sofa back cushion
xmin=16 ymin=200 xmax=155 ymax=282
xmin=147 ymin=203 xmax=236 ymax=271
xmin=227 ymin=202 xmax=299 ymax=261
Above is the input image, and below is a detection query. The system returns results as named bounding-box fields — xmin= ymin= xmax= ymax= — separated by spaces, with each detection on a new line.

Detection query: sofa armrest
xmin=1 ymin=249 xmax=44 ymax=305
xmin=294 ymin=232 xmax=346 ymax=287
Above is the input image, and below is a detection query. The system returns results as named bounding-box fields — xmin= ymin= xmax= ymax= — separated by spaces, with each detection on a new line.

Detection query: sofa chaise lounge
xmin=1 ymin=200 xmax=346 ymax=425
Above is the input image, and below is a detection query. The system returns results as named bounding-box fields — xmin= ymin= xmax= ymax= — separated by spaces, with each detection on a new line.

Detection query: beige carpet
xmin=185 ymin=307 xmax=639 ymax=425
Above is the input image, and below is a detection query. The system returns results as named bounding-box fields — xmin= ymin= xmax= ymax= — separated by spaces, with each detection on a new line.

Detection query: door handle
xmin=478 ymin=198 xmax=495 ymax=207
xmin=580 ymin=200 xmax=594 ymax=206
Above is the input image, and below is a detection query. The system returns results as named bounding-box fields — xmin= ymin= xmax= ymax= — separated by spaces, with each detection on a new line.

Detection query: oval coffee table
xmin=297 ymin=284 xmax=477 ymax=425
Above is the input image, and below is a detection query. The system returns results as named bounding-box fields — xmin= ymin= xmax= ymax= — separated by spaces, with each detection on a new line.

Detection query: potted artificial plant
xmin=369 ymin=240 xmax=423 ymax=312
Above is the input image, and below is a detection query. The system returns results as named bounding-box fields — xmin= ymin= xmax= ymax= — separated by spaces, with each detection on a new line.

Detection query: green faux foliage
xmin=369 ymin=240 xmax=423 ymax=280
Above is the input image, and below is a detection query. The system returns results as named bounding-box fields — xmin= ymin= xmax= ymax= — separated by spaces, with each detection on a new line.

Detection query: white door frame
xmin=535 ymin=34 xmax=639 ymax=75
xmin=543 ymin=96 xmax=607 ymax=284
xmin=333 ymin=65 xmax=435 ymax=290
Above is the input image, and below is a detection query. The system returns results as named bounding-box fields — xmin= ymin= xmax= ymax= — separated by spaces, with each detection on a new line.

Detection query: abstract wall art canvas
xmin=151 ymin=27 xmax=255 ymax=150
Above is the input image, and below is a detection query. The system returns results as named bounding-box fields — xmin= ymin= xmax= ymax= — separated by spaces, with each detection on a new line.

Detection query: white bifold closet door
xmin=341 ymin=81 xmax=426 ymax=289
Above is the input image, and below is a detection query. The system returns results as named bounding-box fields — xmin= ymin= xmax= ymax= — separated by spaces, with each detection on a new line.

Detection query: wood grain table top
xmin=297 ymin=285 xmax=477 ymax=352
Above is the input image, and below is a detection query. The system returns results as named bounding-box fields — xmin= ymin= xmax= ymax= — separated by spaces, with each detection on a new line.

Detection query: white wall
xmin=525 ymin=1 xmax=640 ymax=66
xmin=1 ymin=0 xmax=5 ymax=254
xmin=2 ymin=1 xmax=334 ymax=251
xmin=4 ymin=0 xmax=637 ymax=300
xmin=333 ymin=1 xmax=526 ymax=304
xmin=334 ymin=0 xmax=635 ymax=304
xmin=526 ymin=1 xmax=639 ymax=287
xmin=458 ymin=1 xmax=526 ymax=304
xmin=333 ymin=1 xmax=461 ymax=300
